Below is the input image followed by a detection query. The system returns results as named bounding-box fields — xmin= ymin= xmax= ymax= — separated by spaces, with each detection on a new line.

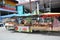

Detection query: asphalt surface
xmin=0 ymin=27 xmax=60 ymax=40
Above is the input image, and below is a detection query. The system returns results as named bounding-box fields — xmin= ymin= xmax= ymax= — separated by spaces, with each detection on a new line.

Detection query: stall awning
xmin=41 ymin=13 xmax=60 ymax=18
xmin=14 ymin=13 xmax=34 ymax=16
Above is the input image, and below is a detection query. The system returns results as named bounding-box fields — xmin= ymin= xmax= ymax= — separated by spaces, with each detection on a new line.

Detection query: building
xmin=13 ymin=0 xmax=60 ymax=16
xmin=0 ymin=0 xmax=18 ymax=16
xmin=17 ymin=0 xmax=60 ymax=13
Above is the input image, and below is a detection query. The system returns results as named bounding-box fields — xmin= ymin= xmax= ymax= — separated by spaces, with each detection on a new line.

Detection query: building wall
xmin=0 ymin=0 xmax=18 ymax=16
xmin=0 ymin=0 xmax=2 ymax=2
xmin=0 ymin=0 xmax=18 ymax=11
xmin=5 ymin=0 xmax=17 ymax=6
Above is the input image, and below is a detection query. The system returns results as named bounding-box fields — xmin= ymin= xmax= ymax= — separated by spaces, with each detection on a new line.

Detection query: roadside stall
xmin=14 ymin=14 xmax=52 ymax=32
xmin=40 ymin=13 xmax=60 ymax=31
xmin=14 ymin=14 xmax=32 ymax=32
xmin=14 ymin=13 xmax=60 ymax=32
xmin=30 ymin=15 xmax=52 ymax=32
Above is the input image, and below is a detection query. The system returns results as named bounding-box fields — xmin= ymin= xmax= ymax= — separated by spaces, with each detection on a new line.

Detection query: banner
xmin=53 ymin=18 xmax=60 ymax=27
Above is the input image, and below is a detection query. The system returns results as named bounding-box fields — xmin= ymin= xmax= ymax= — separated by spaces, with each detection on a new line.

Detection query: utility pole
xmin=43 ymin=0 xmax=46 ymax=13
xmin=29 ymin=0 xmax=32 ymax=13
xmin=49 ymin=0 xmax=51 ymax=12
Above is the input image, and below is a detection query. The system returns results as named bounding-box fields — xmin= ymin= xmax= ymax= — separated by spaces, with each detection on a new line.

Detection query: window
xmin=1 ymin=11 xmax=8 ymax=16
xmin=51 ymin=8 xmax=60 ymax=13
xmin=0 ymin=2 xmax=3 ymax=7
xmin=1 ymin=11 xmax=14 ymax=16
xmin=5 ymin=4 xmax=16 ymax=8
xmin=24 ymin=7 xmax=31 ymax=13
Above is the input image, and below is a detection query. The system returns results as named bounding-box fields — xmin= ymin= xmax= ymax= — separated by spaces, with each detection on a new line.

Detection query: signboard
xmin=18 ymin=26 xmax=29 ymax=32
xmin=17 ymin=5 xmax=24 ymax=14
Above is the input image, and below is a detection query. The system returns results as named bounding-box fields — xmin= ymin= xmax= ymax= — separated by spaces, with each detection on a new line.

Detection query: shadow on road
xmin=25 ymin=31 xmax=60 ymax=36
xmin=10 ymin=30 xmax=60 ymax=36
xmin=8 ymin=29 xmax=60 ymax=36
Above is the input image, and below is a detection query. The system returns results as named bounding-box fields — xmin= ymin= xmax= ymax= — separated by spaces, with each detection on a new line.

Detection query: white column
xmin=36 ymin=2 xmax=39 ymax=15
xmin=3 ymin=0 xmax=5 ymax=4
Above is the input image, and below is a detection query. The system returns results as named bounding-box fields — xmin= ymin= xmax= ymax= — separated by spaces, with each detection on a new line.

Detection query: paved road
xmin=0 ymin=27 xmax=60 ymax=40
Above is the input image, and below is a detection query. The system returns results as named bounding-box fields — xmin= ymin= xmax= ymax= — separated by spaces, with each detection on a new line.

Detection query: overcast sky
xmin=17 ymin=0 xmax=36 ymax=1
xmin=16 ymin=0 xmax=37 ymax=3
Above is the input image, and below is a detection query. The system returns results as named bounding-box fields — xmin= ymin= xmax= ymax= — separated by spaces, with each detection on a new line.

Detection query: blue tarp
xmin=15 ymin=13 xmax=32 ymax=16
xmin=0 ymin=8 xmax=16 ymax=12
xmin=0 ymin=14 xmax=17 ymax=18
xmin=15 ymin=13 xmax=34 ymax=16
xmin=0 ymin=14 xmax=15 ymax=21
xmin=0 ymin=13 xmax=34 ymax=19
xmin=0 ymin=14 xmax=30 ymax=18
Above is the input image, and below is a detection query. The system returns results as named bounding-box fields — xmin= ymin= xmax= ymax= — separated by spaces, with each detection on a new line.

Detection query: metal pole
xmin=43 ymin=0 xmax=46 ymax=13
xmin=29 ymin=0 xmax=32 ymax=13
xmin=43 ymin=0 xmax=45 ymax=12
xmin=49 ymin=0 xmax=51 ymax=12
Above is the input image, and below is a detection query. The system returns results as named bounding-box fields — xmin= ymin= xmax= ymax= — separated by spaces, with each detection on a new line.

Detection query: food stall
xmin=40 ymin=13 xmax=60 ymax=31
xmin=14 ymin=13 xmax=60 ymax=32
xmin=14 ymin=15 xmax=32 ymax=32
